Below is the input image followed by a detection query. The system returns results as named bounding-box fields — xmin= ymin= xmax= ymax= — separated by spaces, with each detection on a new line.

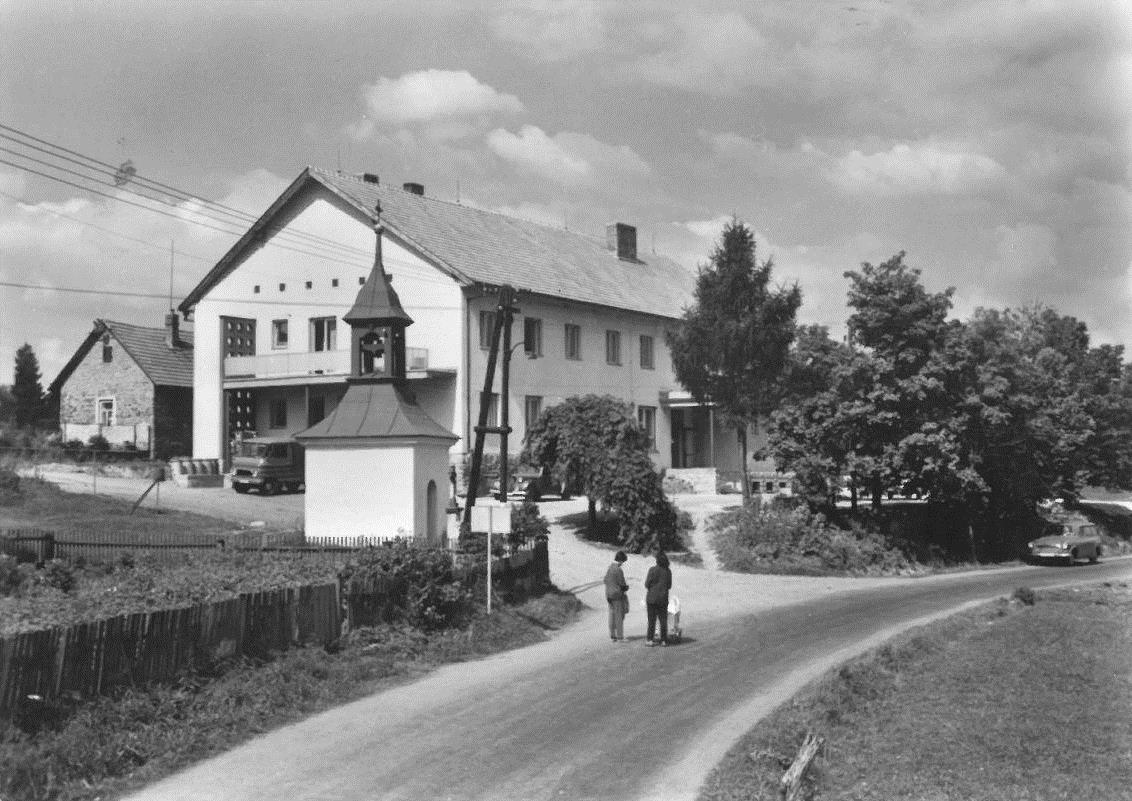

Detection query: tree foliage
xmin=521 ymin=394 xmax=677 ymax=552
xmin=13 ymin=344 xmax=45 ymax=429
xmin=666 ymin=218 xmax=801 ymax=499
xmin=769 ymin=253 xmax=1132 ymax=560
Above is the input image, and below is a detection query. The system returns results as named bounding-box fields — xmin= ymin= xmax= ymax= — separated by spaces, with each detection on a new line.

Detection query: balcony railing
xmin=224 ymin=347 xmax=430 ymax=379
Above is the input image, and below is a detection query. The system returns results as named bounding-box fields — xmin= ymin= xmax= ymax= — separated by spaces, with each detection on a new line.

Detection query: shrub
xmin=710 ymin=501 xmax=918 ymax=576
xmin=86 ymin=434 xmax=110 ymax=452
xmin=509 ymin=501 xmax=548 ymax=549
xmin=1012 ymin=586 xmax=1036 ymax=606
xmin=339 ymin=541 xmax=474 ymax=631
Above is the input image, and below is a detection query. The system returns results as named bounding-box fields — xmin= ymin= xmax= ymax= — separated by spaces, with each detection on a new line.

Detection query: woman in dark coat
xmin=644 ymin=551 xmax=672 ymax=646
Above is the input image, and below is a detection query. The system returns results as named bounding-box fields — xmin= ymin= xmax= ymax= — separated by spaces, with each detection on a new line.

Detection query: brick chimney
xmin=403 ymin=182 xmax=424 ymax=195
xmin=606 ymin=222 xmax=637 ymax=262
xmin=165 ymin=311 xmax=180 ymax=348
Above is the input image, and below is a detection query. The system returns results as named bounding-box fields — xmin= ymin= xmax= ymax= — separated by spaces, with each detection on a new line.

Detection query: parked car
xmin=229 ymin=437 xmax=305 ymax=495
xmin=1027 ymin=524 xmax=1103 ymax=564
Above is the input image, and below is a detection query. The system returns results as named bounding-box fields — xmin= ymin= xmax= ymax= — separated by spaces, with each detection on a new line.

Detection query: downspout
xmin=464 ymin=292 xmax=472 ymax=460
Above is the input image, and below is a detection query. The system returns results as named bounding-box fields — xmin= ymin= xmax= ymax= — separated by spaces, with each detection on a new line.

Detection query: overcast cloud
xmin=0 ymin=0 xmax=1129 ymax=382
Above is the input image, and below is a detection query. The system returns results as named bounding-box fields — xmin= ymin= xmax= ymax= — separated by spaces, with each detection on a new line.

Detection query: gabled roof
xmin=180 ymin=167 xmax=695 ymax=320
xmin=49 ymin=319 xmax=194 ymax=394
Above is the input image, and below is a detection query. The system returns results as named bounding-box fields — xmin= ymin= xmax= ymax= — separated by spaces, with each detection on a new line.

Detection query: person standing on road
xmin=604 ymin=550 xmax=630 ymax=642
xmin=644 ymin=551 xmax=672 ymax=646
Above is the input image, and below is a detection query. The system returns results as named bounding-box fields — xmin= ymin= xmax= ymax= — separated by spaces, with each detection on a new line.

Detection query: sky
xmin=1 ymin=0 xmax=1130 ymax=386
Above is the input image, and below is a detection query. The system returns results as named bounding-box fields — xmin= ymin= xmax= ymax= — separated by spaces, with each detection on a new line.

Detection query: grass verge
xmin=1 ymin=590 xmax=582 ymax=801
xmin=698 ymin=581 xmax=1132 ymax=800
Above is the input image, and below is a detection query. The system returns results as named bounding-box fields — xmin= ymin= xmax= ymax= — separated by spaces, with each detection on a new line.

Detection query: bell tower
xmin=295 ymin=204 xmax=459 ymax=544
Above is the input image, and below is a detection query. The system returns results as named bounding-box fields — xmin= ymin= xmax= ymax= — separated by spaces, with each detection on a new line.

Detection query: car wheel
xmin=1090 ymin=546 xmax=1100 ymax=564
xmin=233 ymin=484 xmax=250 ymax=494
xmin=1070 ymin=549 xmax=1079 ymax=565
xmin=261 ymin=479 xmax=278 ymax=496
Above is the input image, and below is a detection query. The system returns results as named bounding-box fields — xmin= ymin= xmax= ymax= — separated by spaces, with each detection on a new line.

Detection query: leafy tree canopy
xmin=521 ymin=394 xmax=677 ymax=552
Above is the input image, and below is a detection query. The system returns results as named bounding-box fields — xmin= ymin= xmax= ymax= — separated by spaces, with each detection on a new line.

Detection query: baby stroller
xmin=667 ymin=595 xmax=682 ymax=643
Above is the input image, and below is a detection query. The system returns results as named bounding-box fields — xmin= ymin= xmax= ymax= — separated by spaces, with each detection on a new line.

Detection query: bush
xmin=339 ymin=541 xmax=474 ymax=631
xmin=86 ymin=434 xmax=110 ymax=452
xmin=1012 ymin=586 xmax=1036 ymax=606
xmin=509 ymin=501 xmax=548 ymax=549
xmin=710 ymin=501 xmax=919 ymax=576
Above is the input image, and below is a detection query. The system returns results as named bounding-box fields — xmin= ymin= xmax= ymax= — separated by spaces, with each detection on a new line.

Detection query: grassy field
xmin=698 ymin=582 xmax=1132 ymax=800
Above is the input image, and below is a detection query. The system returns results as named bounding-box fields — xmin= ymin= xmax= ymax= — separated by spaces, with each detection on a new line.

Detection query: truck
xmin=229 ymin=436 xmax=305 ymax=495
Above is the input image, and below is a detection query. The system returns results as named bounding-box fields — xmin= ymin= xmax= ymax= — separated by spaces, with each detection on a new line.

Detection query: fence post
xmin=38 ymin=532 xmax=55 ymax=565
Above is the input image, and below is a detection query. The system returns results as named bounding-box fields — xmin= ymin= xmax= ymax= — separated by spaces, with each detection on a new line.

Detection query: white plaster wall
xmin=413 ymin=440 xmax=455 ymax=544
xmin=463 ymin=293 xmax=682 ymax=467
xmin=304 ymin=445 xmax=417 ymax=540
xmin=190 ymin=194 xmax=463 ymax=459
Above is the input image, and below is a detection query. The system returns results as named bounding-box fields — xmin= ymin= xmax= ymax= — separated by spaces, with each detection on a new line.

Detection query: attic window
xmin=359 ymin=276 xmax=366 ymax=286
xmin=253 ymin=285 xmax=260 ymax=294
xmin=332 ymin=278 xmax=339 ymax=288
xmin=102 ymin=344 xmax=113 ymax=363
xmin=305 ymin=281 xmax=312 ymax=290
xmin=279 ymin=283 xmax=286 ymax=292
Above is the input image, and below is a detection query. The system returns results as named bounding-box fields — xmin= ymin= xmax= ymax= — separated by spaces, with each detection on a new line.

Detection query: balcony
xmin=224 ymin=347 xmax=431 ymax=381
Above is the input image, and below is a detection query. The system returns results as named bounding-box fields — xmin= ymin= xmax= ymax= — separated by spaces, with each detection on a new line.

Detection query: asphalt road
xmin=124 ymin=557 xmax=1132 ymax=801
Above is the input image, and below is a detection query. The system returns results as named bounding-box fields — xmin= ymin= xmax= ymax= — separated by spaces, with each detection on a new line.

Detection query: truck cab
xmin=229 ymin=437 xmax=305 ymax=495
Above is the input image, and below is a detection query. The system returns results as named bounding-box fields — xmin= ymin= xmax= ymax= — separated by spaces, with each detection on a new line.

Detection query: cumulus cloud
xmin=629 ymin=11 xmax=770 ymax=95
xmin=486 ymin=125 xmax=649 ymax=184
xmin=831 ymin=141 xmax=1009 ymax=196
xmin=490 ymin=0 xmax=607 ymax=61
xmin=349 ymin=70 xmax=523 ymax=140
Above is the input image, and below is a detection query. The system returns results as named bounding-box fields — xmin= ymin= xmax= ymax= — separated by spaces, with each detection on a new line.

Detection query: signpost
xmin=470 ymin=500 xmax=511 ymax=614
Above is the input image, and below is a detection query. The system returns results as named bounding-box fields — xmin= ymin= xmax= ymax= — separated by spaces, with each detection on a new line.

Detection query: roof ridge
xmin=311 ymin=166 xmax=611 ymax=244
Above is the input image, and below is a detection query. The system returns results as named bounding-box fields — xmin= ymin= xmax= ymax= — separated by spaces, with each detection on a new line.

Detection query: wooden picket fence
xmin=0 ymin=583 xmax=341 ymax=720
xmin=0 ymin=539 xmax=550 ymax=720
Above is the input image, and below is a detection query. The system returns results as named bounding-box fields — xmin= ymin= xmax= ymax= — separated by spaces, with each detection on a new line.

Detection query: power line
xmin=0 ymin=123 xmax=382 ymax=262
xmin=0 ymin=281 xmax=459 ymax=310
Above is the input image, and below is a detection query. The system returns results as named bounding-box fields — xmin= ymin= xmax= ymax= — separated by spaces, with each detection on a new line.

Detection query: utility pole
xmin=461 ymin=285 xmax=519 ymax=536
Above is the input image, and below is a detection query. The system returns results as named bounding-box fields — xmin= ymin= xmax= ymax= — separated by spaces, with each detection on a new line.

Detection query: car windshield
xmin=236 ymin=442 xmax=270 ymax=458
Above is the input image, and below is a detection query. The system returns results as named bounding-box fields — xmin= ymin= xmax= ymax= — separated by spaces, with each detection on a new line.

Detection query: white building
xmin=179 ymin=167 xmax=756 ymax=488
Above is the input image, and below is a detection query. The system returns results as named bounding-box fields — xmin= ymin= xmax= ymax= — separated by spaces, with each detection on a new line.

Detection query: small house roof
xmin=49 ymin=319 xmax=194 ymax=394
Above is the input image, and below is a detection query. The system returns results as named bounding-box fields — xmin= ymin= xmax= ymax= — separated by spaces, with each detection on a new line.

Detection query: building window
xmin=637 ymin=405 xmax=657 ymax=451
xmin=479 ymin=310 xmax=497 ymax=350
xmin=269 ymin=397 xmax=287 ymax=428
xmin=253 ymin=285 xmax=260 ymax=294
xmin=605 ymin=330 xmax=622 ymax=365
xmin=524 ymin=395 xmax=543 ymax=430
xmin=305 ymin=281 xmax=312 ymax=290
xmin=310 ymin=317 xmax=337 ymax=351
xmin=272 ymin=319 xmax=288 ymax=349
xmin=97 ymin=398 xmax=115 ymax=427
xmin=359 ymin=276 xmax=366 ymax=285
xmin=524 ymin=317 xmax=543 ymax=356
xmin=332 ymin=278 xmax=339 ymax=288
xmin=278 ymin=283 xmax=286 ymax=292
xmin=639 ymin=334 xmax=655 ymax=370
xmin=102 ymin=344 xmax=113 ymax=363
xmin=565 ymin=323 xmax=581 ymax=360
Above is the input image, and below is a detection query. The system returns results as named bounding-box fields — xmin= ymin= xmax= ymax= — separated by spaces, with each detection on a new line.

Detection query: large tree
xmin=666 ymin=218 xmax=801 ymax=500
xmin=12 ymin=343 xmax=44 ymax=429
xmin=521 ymin=394 xmax=677 ymax=552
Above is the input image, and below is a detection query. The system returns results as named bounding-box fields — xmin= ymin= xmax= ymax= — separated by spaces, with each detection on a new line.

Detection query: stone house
xmin=49 ymin=315 xmax=193 ymax=459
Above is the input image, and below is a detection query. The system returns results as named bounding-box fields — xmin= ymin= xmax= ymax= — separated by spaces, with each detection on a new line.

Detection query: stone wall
xmin=60 ymin=342 xmax=153 ymax=445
